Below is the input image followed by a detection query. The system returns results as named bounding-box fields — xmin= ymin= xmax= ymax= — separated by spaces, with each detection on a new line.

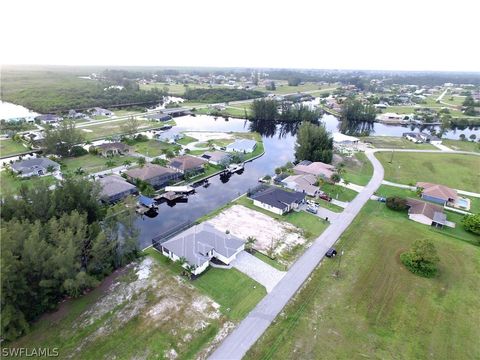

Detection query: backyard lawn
xmin=176 ymin=135 xmax=198 ymax=145
xmin=320 ymin=183 xmax=358 ymax=202
xmin=361 ymin=136 xmax=435 ymax=149
xmin=79 ymin=119 xmax=162 ymax=140
xmin=341 ymin=152 xmax=373 ymax=186
xmin=132 ymin=139 xmax=180 ymax=157
xmin=0 ymin=171 xmax=56 ymax=195
xmin=246 ymin=201 xmax=480 ymax=360
xmin=442 ymin=139 xmax=480 ymax=153
xmin=61 ymin=154 xmax=137 ymax=174
xmin=376 ymin=152 xmax=480 ymax=190
xmin=0 ymin=138 xmax=29 ymax=157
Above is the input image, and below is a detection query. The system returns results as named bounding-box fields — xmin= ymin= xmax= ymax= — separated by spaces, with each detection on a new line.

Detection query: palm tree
xmin=105 ymin=159 xmax=116 ymax=168
xmin=245 ymin=236 xmax=257 ymax=253
xmin=123 ymin=159 xmax=132 ymax=167
xmin=137 ymin=157 xmax=146 ymax=167
xmin=74 ymin=167 xmax=85 ymax=175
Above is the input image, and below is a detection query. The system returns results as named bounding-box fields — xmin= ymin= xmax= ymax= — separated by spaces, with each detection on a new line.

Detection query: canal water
xmin=136 ymin=113 xmax=479 ymax=248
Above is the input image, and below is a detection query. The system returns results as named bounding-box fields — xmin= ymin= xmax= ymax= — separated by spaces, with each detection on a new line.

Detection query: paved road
xmin=209 ymin=150 xmax=385 ymax=360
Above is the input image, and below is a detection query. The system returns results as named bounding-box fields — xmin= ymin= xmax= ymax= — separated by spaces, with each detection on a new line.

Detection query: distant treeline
xmin=1 ymin=70 xmax=166 ymax=114
xmin=183 ymin=88 xmax=265 ymax=103
xmin=0 ymin=178 xmax=139 ymax=342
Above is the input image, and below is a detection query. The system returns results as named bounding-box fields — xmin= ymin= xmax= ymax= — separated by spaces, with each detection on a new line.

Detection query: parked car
xmin=319 ymin=193 xmax=332 ymax=202
xmin=306 ymin=206 xmax=318 ymax=214
xmin=377 ymin=197 xmax=386 ymax=203
xmin=325 ymin=248 xmax=337 ymax=258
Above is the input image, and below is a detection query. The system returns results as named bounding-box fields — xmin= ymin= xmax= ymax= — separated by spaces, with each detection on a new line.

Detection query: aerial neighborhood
xmin=0 ymin=40 xmax=479 ymax=360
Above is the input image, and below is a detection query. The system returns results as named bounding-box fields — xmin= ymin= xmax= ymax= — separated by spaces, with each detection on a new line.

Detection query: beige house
xmin=94 ymin=142 xmax=132 ymax=157
xmin=293 ymin=160 xmax=335 ymax=179
xmin=406 ymin=198 xmax=447 ymax=227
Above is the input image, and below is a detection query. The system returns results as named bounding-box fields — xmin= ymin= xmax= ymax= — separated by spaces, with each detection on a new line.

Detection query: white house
xmin=11 ymin=157 xmax=61 ymax=178
xmin=159 ymin=223 xmax=245 ymax=275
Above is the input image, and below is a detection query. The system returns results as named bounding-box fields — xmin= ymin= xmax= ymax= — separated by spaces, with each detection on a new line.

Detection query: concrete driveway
xmin=231 ymin=251 xmax=286 ymax=293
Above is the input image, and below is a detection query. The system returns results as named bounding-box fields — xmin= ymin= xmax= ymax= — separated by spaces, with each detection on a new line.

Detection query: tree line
xmin=0 ymin=177 xmax=139 ymax=341
xmin=183 ymin=88 xmax=265 ymax=103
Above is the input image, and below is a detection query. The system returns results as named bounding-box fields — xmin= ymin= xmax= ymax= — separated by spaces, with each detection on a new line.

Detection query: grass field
xmin=0 ymin=139 xmax=29 ymax=157
xmin=140 ymin=82 xmax=212 ymax=95
xmin=61 ymin=154 xmax=137 ymax=174
xmin=320 ymin=183 xmax=358 ymax=202
xmin=246 ymin=200 xmax=480 ymax=360
xmin=341 ymin=152 xmax=373 ymax=186
xmin=132 ymin=139 xmax=180 ymax=157
xmin=0 ymin=171 xmax=57 ymax=195
xmin=442 ymin=139 xmax=480 ymax=153
xmin=376 ymin=152 xmax=480 ymax=190
xmin=253 ymin=251 xmax=287 ymax=271
xmin=79 ymin=119 xmax=163 ymax=140
xmin=314 ymin=199 xmax=344 ymax=213
xmin=176 ymin=135 xmax=198 ymax=145
xmin=361 ymin=136 xmax=435 ymax=149
xmin=256 ymin=83 xmax=330 ymax=95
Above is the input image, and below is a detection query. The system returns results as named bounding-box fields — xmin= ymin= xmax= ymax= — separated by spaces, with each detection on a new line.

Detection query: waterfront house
xmin=226 ymin=139 xmax=257 ymax=153
xmin=159 ymin=222 xmax=245 ymax=275
xmin=282 ymin=174 xmax=320 ymax=197
xmin=201 ymin=151 xmax=232 ymax=166
xmin=249 ymin=186 xmax=305 ymax=215
xmin=293 ymin=160 xmax=335 ymax=179
xmin=35 ymin=114 xmax=63 ymax=124
xmin=169 ymin=155 xmax=207 ymax=175
xmin=98 ymin=174 xmax=138 ymax=203
xmin=416 ymin=182 xmax=458 ymax=205
xmin=94 ymin=142 xmax=132 ymax=157
xmin=125 ymin=164 xmax=181 ymax=188
xmin=90 ymin=107 xmax=113 ymax=117
xmin=11 ymin=157 xmax=60 ymax=177
xmin=146 ymin=113 xmax=172 ymax=122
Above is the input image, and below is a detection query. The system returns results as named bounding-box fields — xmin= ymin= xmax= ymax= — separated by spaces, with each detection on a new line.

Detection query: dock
xmin=156 ymin=191 xmax=186 ymax=202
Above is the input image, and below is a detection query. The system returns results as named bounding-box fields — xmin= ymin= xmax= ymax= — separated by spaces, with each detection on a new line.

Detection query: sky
xmin=2 ymin=0 xmax=480 ymax=72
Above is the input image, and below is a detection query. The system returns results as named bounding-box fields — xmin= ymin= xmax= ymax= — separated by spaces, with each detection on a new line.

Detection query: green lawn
xmin=79 ymin=119 xmax=163 ymax=140
xmin=132 ymin=139 xmax=179 ymax=157
xmin=61 ymin=154 xmax=137 ymax=174
xmin=0 ymin=171 xmax=56 ymax=195
xmin=0 ymin=139 xmax=29 ymax=157
xmin=146 ymin=248 xmax=266 ymax=321
xmin=185 ymin=164 xmax=224 ymax=183
xmin=246 ymin=201 xmax=480 ymax=360
xmin=176 ymin=135 xmax=198 ymax=145
xmin=442 ymin=139 xmax=480 ymax=153
xmin=256 ymin=82 xmax=326 ymax=95
xmin=374 ymin=184 xmax=417 ymax=199
xmin=361 ymin=136 xmax=435 ymax=149
xmin=314 ymin=199 xmax=344 ymax=213
xmin=320 ymin=183 xmax=358 ymax=202
xmin=253 ymin=251 xmax=287 ymax=271
xmin=376 ymin=152 xmax=480 ymax=190
xmin=140 ymin=82 xmax=212 ymax=95
xmin=341 ymin=152 xmax=373 ymax=186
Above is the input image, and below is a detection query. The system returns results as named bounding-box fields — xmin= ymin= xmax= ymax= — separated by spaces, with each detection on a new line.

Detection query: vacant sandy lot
xmin=207 ymin=205 xmax=306 ymax=257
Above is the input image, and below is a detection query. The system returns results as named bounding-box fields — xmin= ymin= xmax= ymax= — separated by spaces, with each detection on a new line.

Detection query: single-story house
xmin=201 ymin=151 xmax=231 ymax=165
xmin=226 ymin=139 xmax=257 ymax=153
xmin=124 ymin=164 xmax=181 ymax=188
xmin=406 ymin=198 xmax=447 ymax=227
xmin=293 ymin=160 xmax=335 ymax=179
xmin=90 ymin=107 xmax=113 ymax=117
xmin=403 ymin=132 xmax=423 ymax=143
xmin=159 ymin=108 xmax=191 ymax=117
xmin=155 ymin=132 xmax=184 ymax=143
xmin=282 ymin=174 xmax=320 ymax=197
xmin=94 ymin=142 xmax=132 ymax=157
xmin=419 ymin=133 xmax=442 ymax=145
xmin=11 ymin=157 xmax=60 ymax=177
xmin=249 ymin=186 xmax=305 ymax=215
xmin=98 ymin=174 xmax=138 ymax=203
xmin=35 ymin=114 xmax=63 ymax=124
xmin=169 ymin=155 xmax=207 ymax=175
xmin=67 ymin=110 xmax=86 ymax=119
xmin=416 ymin=182 xmax=458 ymax=205
xmin=146 ymin=113 xmax=172 ymax=122
xmin=159 ymin=222 xmax=245 ymax=275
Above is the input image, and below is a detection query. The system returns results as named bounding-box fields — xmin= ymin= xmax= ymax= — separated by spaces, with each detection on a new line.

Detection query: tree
xmin=469 ymin=134 xmax=477 ymax=142
xmin=43 ymin=120 xmax=84 ymax=157
xmin=459 ymin=134 xmax=466 ymax=141
xmin=120 ymin=116 xmax=140 ymax=136
xmin=341 ymin=98 xmax=377 ymax=124
xmin=400 ymin=239 xmax=440 ymax=277
xmin=137 ymin=157 xmax=146 ymax=167
xmin=462 ymin=214 xmax=480 ymax=236
xmin=330 ymin=173 xmax=341 ymax=183
xmin=386 ymin=197 xmax=408 ymax=211
xmin=123 ymin=159 xmax=132 ymax=167
xmin=105 ymin=159 xmax=116 ymax=168
xmin=294 ymin=122 xmax=333 ymax=163
xmin=245 ymin=236 xmax=257 ymax=253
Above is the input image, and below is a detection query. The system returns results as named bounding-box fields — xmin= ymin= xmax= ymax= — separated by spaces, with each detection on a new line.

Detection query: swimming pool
xmin=456 ymin=198 xmax=470 ymax=209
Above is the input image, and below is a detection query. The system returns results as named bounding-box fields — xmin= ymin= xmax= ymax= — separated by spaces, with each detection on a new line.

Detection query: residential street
xmin=209 ymin=150 xmax=385 ymax=360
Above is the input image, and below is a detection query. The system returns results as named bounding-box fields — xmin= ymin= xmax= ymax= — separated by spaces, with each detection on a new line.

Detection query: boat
xmin=227 ymin=163 xmax=244 ymax=174
xmin=164 ymin=185 xmax=195 ymax=193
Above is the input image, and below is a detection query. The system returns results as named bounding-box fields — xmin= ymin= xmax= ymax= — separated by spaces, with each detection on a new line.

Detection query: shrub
xmin=462 ymin=214 xmax=480 ymax=236
xmin=386 ymin=196 xmax=408 ymax=211
xmin=400 ymin=239 xmax=439 ymax=278
xmin=70 ymin=145 xmax=88 ymax=157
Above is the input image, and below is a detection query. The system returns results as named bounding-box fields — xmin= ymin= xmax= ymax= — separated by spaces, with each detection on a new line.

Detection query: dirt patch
xmin=207 ymin=205 xmax=306 ymax=257
xmin=184 ymin=131 xmax=234 ymax=142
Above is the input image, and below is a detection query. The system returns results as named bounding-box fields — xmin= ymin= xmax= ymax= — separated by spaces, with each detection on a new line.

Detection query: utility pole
xmin=389 ymin=149 xmax=394 ymax=164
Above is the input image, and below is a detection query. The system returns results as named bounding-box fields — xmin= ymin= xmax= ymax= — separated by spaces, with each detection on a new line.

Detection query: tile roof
xmin=125 ymin=164 xmax=176 ymax=181
xmin=11 ymin=157 xmax=60 ymax=173
xmin=407 ymin=198 xmax=445 ymax=221
xmin=98 ymin=175 xmax=137 ymax=198
xmin=416 ymin=182 xmax=458 ymax=201
xmin=293 ymin=161 xmax=335 ymax=178
xmin=169 ymin=155 xmax=206 ymax=171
